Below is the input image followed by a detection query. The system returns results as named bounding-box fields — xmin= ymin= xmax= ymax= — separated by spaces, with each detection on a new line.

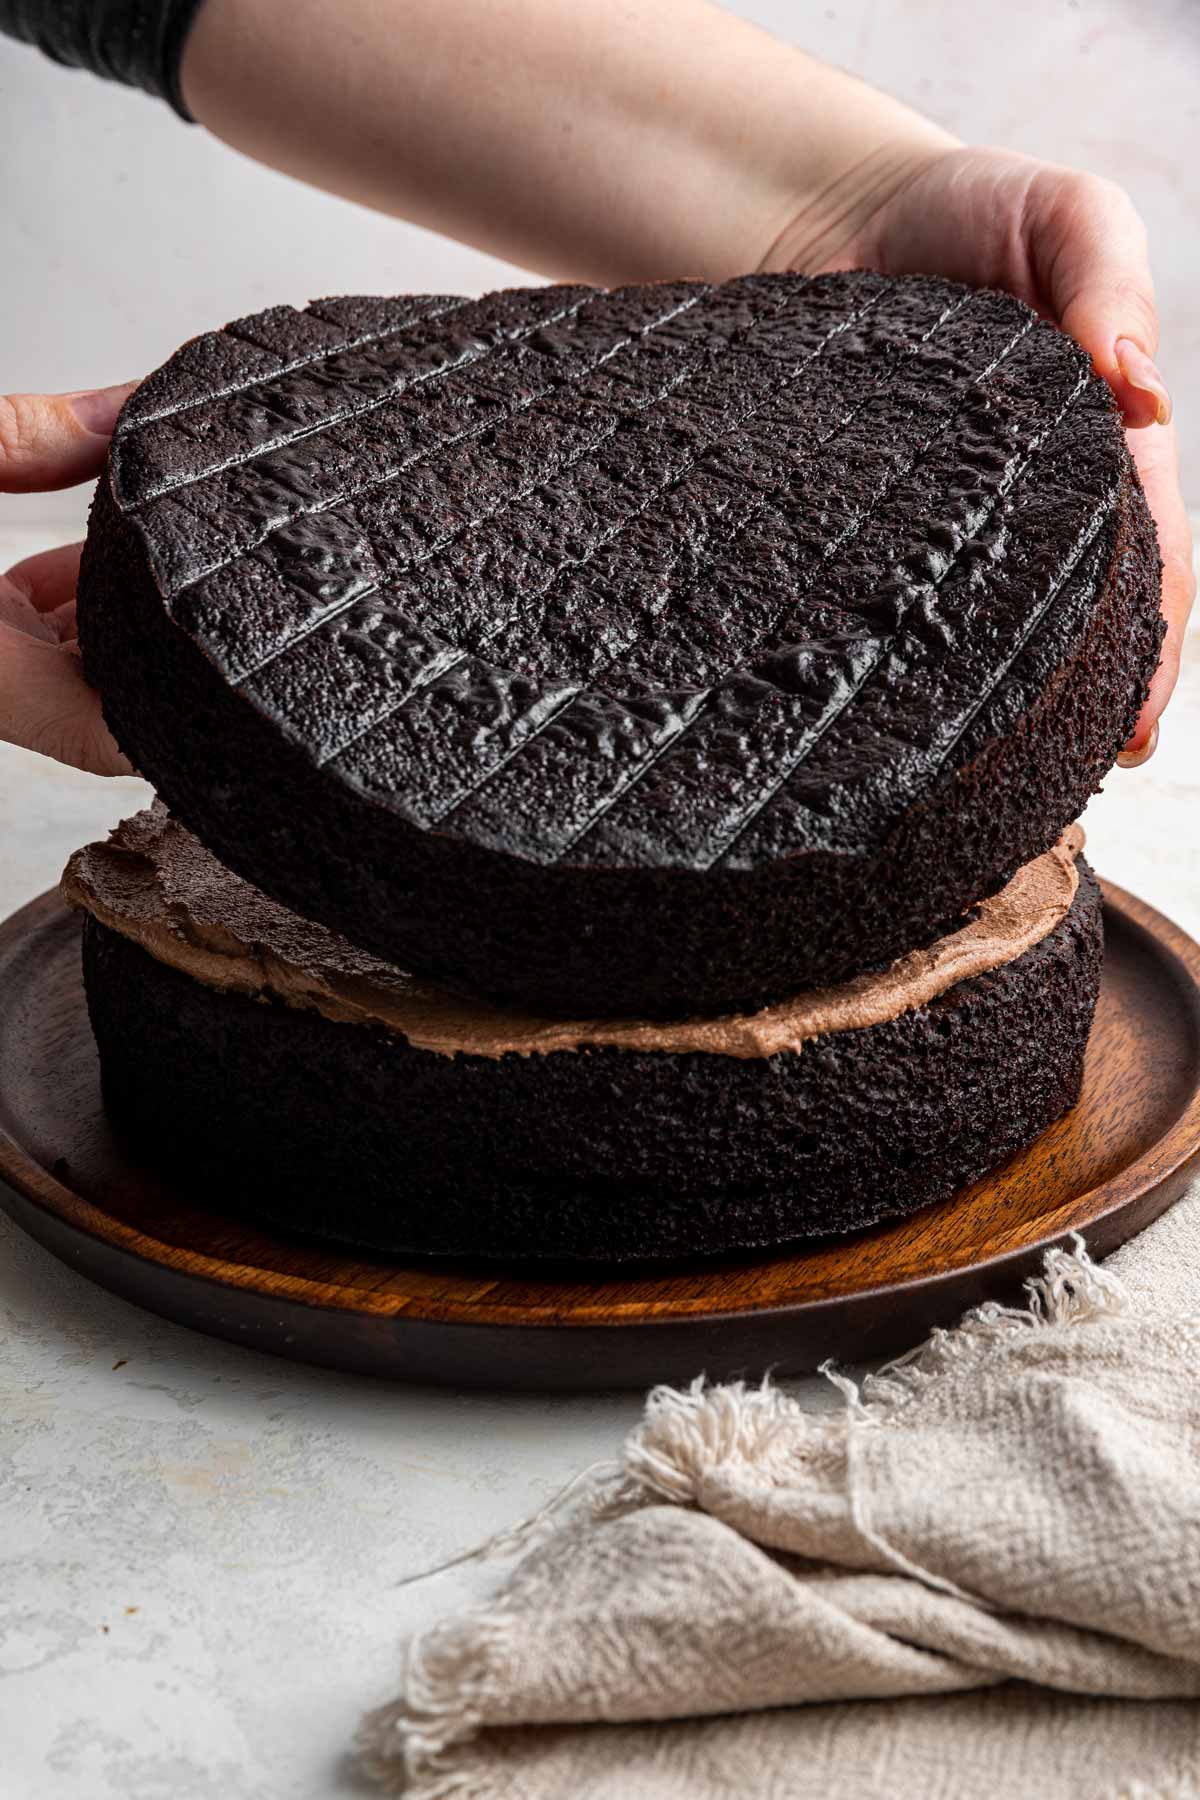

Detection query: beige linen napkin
xmin=360 ymin=1191 xmax=1200 ymax=1798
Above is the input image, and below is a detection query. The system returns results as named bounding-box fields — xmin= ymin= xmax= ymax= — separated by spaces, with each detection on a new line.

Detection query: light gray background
xmin=2 ymin=4 xmax=1198 ymax=1795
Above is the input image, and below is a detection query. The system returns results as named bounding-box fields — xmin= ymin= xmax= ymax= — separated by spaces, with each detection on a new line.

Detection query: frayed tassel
xmin=838 ymin=1233 xmax=1131 ymax=1419
xmin=615 ymin=1375 xmax=796 ymax=1507
xmin=1023 ymin=1232 xmax=1129 ymax=1327
xmin=358 ymin=1609 xmax=513 ymax=1795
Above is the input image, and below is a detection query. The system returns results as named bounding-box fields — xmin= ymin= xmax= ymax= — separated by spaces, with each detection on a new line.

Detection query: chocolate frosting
xmin=62 ymin=806 xmax=1083 ymax=1060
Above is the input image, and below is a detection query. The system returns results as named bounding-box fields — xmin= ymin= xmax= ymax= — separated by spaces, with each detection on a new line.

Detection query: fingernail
xmin=1114 ymin=340 xmax=1172 ymax=426
xmin=1117 ymin=719 xmax=1160 ymax=769
xmin=67 ymin=383 xmax=134 ymax=438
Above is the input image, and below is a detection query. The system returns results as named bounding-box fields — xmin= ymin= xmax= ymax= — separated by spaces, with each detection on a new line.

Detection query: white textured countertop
xmin=2 ymin=524 xmax=1198 ymax=1799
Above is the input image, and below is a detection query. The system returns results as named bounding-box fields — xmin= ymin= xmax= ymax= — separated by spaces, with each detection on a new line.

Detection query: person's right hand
xmin=0 ymin=384 xmax=137 ymax=775
xmin=817 ymin=145 xmax=1195 ymax=761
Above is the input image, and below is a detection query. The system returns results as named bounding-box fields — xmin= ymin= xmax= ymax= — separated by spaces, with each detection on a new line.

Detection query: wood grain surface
xmin=1 ymin=882 xmax=1198 ymax=1389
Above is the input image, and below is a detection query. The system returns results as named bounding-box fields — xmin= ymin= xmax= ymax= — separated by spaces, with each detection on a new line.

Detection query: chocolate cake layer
xmin=72 ymin=814 xmax=1104 ymax=1262
xmin=77 ymin=273 xmax=1158 ymax=1016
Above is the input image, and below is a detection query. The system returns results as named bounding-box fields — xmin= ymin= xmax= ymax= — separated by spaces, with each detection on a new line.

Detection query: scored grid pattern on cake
xmin=118 ymin=276 xmax=1117 ymax=871
xmin=136 ymin=279 xmax=919 ymax=848
xmin=708 ymin=361 xmax=1102 ymax=868
xmin=115 ymin=293 xmax=477 ymax=435
xmin=239 ymin=290 xmax=726 ymax=686
xmin=297 ymin=283 xmax=890 ymax=784
xmin=494 ymin=289 xmax=985 ymax=857
xmin=122 ymin=288 xmax=601 ymax=519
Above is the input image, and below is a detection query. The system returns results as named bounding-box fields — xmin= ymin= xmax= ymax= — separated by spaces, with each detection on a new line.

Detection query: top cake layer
xmin=77 ymin=273 xmax=1161 ymax=1016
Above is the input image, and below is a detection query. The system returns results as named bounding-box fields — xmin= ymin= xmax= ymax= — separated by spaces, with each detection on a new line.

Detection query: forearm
xmin=181 ymin=0 xmax=955 ymax=284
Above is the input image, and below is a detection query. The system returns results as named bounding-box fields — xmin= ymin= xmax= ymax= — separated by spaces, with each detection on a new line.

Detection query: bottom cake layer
xmin=78 ymin=857 xmax=1103 ymax=1262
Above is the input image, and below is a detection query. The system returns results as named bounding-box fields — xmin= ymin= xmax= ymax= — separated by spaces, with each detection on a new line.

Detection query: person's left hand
xmin=0 ymin=384 xmax=137 ymax=774
xmin=815 ymin=145 xmax=1194 ymax=761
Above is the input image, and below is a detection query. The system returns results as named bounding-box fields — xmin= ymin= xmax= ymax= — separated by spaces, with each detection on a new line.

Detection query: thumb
xmin=0 ymin=383 xmax=137 ymax=494
xmin=1025 ymin=166 xmax=1169 ymax=429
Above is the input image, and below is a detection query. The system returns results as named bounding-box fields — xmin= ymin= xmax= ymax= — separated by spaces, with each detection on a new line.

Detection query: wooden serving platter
xmin=1 ymin=882 xmax=1199 ymax=1391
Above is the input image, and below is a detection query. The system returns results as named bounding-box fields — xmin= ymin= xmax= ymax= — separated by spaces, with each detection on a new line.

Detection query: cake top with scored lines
xmin=105 ymin=272 xmax=1126 ymax=874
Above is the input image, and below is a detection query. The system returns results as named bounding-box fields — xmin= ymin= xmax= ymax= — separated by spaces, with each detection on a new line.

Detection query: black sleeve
xmin=0 ymin=1 xmax=209 ymax=120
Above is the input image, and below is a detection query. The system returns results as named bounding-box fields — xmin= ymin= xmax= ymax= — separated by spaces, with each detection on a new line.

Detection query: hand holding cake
xmin=0 ymin=0 xmax=1191 ymax=776
xmin=0 ymin=383 xmax=134 ymax=774
xmin=814 ymin=141 xmax=1193 ymax=755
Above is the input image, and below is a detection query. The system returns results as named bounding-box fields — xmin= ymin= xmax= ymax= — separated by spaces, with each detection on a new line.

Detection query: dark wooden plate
xmin=2 ymin=882 xmax=1199 ymax=1390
